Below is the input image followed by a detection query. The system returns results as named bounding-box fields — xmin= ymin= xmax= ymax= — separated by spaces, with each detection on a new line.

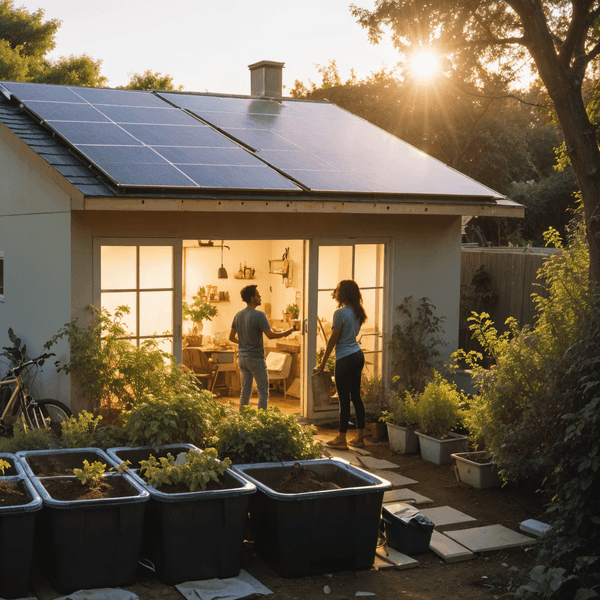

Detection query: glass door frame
xmin=303 ymin=237 xmax=391 ymax=421
xmin=92 ymin=237 xmax=183 ymax=363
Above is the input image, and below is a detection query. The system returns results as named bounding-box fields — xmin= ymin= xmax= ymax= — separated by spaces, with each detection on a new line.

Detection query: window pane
xmin=101 ymin=246 xmax=136 ymax=290
xmin=355 ymin=244 xmax=384 ymax=288
xmin=140 ymin=291 xmax=172 ymax=336
xmin=140 ymin=246 xmax=172 ymax=289
xmin=318 ymin=246 xmax=352 ymax=289
xmin=101 ymin=292 xmax=137 ymax=336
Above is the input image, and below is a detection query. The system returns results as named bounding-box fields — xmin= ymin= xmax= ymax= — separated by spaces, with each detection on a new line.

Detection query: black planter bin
xmin=19 ymin=449 xmax=149 ymax=594
xmin=232 ymin=458 xmax=392 ymax=578
xmin=381 ymin=503 xmax=435 ymax=555
xmin=1 ymin=453 xmax=43 ymax=599
xmin=107 ymin=444 xmax=256 ymax=585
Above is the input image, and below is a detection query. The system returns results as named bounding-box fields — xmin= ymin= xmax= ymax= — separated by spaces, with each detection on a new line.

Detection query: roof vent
xmin=248 ymin=60 xmax=285 ymax=98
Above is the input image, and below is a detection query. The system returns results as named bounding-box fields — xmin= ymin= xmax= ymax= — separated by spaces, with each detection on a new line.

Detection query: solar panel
xmin=1 ymin=81 xmax=302 ymax=191
xmin=159 ymin=91 xmax=500 ymax=197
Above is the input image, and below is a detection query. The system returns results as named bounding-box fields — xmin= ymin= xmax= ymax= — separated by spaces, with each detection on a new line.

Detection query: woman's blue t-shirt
xmin=332 ymin=305 xmax=362 ymax=361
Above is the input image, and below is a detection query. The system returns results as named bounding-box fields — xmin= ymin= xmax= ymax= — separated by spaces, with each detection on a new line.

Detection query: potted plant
xmin=18 ymin=448 xmax=149 ymax=594
xmin=286 ymin=303 xmax=300 ymax=328
xmin=183 ymin=288 xmax=218 ymax=346
xmin=414 ymin=371 xmax=468 ymax=465
xmin=381 ymin=387 xmax=420 ymax=453
xmin=106 ymin=444 xmax=255 ymax=585
xmin=0 ymin=453 xmax=43 ymax=600
xmin=451 ymin=450 xmax=502 ymax=489
xmin=362 ymin=376 xmax=389 ymax=439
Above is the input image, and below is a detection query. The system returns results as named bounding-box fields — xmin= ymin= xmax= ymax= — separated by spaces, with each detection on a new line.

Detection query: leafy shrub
xmin=389 ymin=296 xmax=447 ymax=393
xmin=214 ymin=406 xmax=322 ymax=464
xmin=0 ymin=421 xmax=55 ymax=452
xmin=59 ymin=410 xmax=127 ymax=450
xmin=381 ymin=381 xmax=419 ymax=428
xmin=140 ymin=448 xmax=232 ymax=492
xmin=52 ymin=305 xmax=192 ymax=412
xmin=73 ymin=460 xmax=107 ymax=486
xmin=414 ymin=371 xmax=465 ymax=438
xmin=122 ymin=385 xmax=229 ymax=452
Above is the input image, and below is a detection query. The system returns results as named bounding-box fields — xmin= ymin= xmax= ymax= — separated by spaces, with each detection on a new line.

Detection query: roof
xmin=0 ymin=80 xmax=523 ymax=215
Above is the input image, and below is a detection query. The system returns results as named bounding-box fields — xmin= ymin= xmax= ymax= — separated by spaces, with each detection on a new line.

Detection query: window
xmin=0 ymin=250 xmax=4 ymax=302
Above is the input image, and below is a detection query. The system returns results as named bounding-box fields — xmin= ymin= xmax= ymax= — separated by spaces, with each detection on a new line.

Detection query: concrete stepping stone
xmin=383 ymin=488 xmax=433 ymax=505
xmin=419 ymin=506 xmax=477 ymax=530
xmin=358 ymin=456 xmax=401 ymax=470
xmin=429 ymin=530 xmax=475 ymax=563
xmin=369 ymin=470 xmax=417 ymax=487
xmin=376 ymin=546 xmax=419 ymax=570
xmin=444 ymin=524 xmax=536 ymax=553
xmin=324 ymin=450 xmax=363 ymax=466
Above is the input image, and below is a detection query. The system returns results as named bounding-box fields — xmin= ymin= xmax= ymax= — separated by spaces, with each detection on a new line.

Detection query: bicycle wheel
xmin=26 ymin=399 xmax=72 ymax=436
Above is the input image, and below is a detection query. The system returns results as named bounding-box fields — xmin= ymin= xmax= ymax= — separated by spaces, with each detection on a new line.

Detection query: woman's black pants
xmin=334 ymin=350 xmax=366 ymax=433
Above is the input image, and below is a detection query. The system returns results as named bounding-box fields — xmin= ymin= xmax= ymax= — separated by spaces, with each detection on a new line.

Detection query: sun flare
xmin=410 ymin=52 xmax=439 ymax=79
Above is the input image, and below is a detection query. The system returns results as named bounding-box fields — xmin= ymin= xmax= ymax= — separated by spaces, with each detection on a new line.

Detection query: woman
xmin=316 ymin=279 xmax=367 ymax=449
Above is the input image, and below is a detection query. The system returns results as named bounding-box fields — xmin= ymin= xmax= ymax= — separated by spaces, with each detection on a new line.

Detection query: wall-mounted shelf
xmin=269 ymin=259 xmax=289 ymax=276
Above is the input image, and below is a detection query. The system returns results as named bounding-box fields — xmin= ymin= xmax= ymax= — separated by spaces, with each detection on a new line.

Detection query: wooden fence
xmin=459 ymin=247 xmax=559 ymax=351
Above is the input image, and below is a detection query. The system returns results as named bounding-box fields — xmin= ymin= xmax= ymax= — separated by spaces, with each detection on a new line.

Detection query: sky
xmin=17 ymin=0 xmax=399 ymax=95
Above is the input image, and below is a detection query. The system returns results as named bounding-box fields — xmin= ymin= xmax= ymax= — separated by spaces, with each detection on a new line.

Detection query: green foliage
xmin=214 ymin=406 xmax=322 ymax=464
xmin=0 ymin=0 xmax=104 ymax=85
xmin=139 ymin=448 xmax=231 ymax=492
xmin=389 ymin=297 xmax=447 ymax=393
xmin=73 ymin=459 xmax=106 ymax=486
xmin=316 ymin=348 xmax=335 ymax=372
xmin=456 ymin=207 xmax=591 ymax=483
xmin=1 ymin=327 xmax=31 ymax=369
xmin=361 ymin=376 xmax=389 ymax=420
xmin=59 ymin=410 xmax=127 ymax=450
xmin=0 ymin=420 xmax=55 ymax=452
xmin=121 ymin=69 xmax=182 ymax=91
xmin=182 ymin=290 xmax=218 ymax=330
xmin=52 ymin=305 xmax=192 ymax=411
xmin=414 ymin=371 xmax=466 ymax=438
xmin=381 ymin=383 xmax=419 ymax=428
xmin=0 ymin=458 xmax=10 ymax=475
xmin=460 ymin=265 xmax=498 ymax=317
xmin=286 ymin=303 xmax=299 ymax=317
xmin=122 ymin=387 xmax=228 ymax=452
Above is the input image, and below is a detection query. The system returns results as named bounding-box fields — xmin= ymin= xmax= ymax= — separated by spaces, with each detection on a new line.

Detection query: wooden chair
xmin=182 ymin=348 xmax=219 ymax=393
xmin=266 ymin=352 xmax=293 ymax=400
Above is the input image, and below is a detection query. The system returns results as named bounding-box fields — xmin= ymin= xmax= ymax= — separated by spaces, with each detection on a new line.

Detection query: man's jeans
xmin=238 ymin=355 xmax=269 ymax=410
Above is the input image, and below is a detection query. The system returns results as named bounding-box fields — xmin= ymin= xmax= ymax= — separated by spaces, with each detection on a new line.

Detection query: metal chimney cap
xmin=248 ymin=60 xmax=285 ymax=71
xmin=248 ymin=61 xmax=285 ymax=98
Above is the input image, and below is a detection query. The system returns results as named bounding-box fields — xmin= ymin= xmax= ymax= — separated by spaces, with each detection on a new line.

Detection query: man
xmin=229 ymin=285 xmax=294 ymax=410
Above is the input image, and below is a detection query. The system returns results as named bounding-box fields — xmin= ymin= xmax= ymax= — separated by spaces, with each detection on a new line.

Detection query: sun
xmin=410 ymin=52 xmax=439 ymax=79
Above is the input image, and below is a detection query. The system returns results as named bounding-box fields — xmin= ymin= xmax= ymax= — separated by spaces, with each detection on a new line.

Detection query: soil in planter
xmin=266 ymin=463 xmax=342 ymax=493
xmin=459 ymin=452 xmax=494 ymax=464
xmin=0 ymin=480 xmax=30 ymax=507
xmin=42 ymin=477 xmax=138 ymax=501
xmin=26 ymin=452 xmax=107 ymax=476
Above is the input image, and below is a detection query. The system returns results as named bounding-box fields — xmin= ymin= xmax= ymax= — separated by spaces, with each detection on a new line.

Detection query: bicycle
xmin=0 ymin=354 xmax=72 ymax=436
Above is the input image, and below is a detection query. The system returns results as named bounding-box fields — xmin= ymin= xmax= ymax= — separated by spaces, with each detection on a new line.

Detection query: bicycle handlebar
xmin=6 ymin=353 xmax=55 ymax=376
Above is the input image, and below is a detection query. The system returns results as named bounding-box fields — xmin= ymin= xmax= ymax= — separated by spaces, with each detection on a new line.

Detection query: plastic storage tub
xmin=1 ymin=453 xmax=43 ymax=599
xmin=232 ymin=458 xmax=392 ymax=577
xmin=25 ymin=452 xmax=149 ymax=594
xmin=381 ymin=502 xmax=435 ymax=554
xmin=107 ymin=444 xmax=256 ymax=585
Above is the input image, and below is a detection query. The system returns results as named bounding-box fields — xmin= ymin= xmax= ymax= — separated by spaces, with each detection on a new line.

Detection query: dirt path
xmin=32 ymin=426 xmax=544 ymax=600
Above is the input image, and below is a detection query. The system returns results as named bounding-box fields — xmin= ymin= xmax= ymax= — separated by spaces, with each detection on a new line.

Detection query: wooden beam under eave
xmin=0 ymin=123 xmax=85 ymax=210
xmin=81 ymin=197 xmax=524 ymax=218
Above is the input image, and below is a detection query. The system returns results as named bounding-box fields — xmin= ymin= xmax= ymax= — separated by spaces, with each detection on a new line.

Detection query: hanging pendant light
xmin=218 ymin=240 xmax=228 ymax=279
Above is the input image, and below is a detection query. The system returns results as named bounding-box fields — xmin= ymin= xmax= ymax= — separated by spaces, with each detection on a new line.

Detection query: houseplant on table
xmin=183 ymin=288 xmax=218 ymax=346
xmin=414 ymin=371 xmax=468 ymax=464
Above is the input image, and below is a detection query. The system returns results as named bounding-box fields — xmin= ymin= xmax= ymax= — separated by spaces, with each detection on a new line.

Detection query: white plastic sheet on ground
xmin=175 ymin=570 xmax=272 ymax=600
xmin=54 ymin=590 xmax=139 ymax=600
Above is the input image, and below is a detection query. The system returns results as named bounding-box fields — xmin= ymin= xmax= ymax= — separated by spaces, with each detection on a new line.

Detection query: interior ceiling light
xmin=218 ymin=240 xmax=229 ymax=279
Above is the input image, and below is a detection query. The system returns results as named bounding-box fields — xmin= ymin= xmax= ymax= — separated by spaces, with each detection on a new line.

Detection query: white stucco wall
xmin=0 ymin=141 xmax=72 ymax=405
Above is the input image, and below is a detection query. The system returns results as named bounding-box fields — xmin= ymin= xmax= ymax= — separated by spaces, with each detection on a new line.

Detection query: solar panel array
xmin=1 ymin=81 xmax=499 ymax=197
xmin=159 ymin=92 xmax=499 ymax=197
xmin=1 ymin=82 xmax=300 ymax=191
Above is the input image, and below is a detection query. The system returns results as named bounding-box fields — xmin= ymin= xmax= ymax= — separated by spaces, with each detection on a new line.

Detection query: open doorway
xmin=182 ymin=239 xmax=304 ymax=414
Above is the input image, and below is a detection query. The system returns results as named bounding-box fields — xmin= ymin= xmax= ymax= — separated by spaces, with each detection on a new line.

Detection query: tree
xmin=121 ymin=69 xmax=183 ymax=91
xmin=350 ymin=1 xmax=600 ymax=286
xmin=0 ymin=0 xmax=105 ymax=86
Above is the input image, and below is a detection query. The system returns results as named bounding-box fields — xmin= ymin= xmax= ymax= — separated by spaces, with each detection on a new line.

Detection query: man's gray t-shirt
xmin=232 ymin=307 xmax=271 ymax=359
